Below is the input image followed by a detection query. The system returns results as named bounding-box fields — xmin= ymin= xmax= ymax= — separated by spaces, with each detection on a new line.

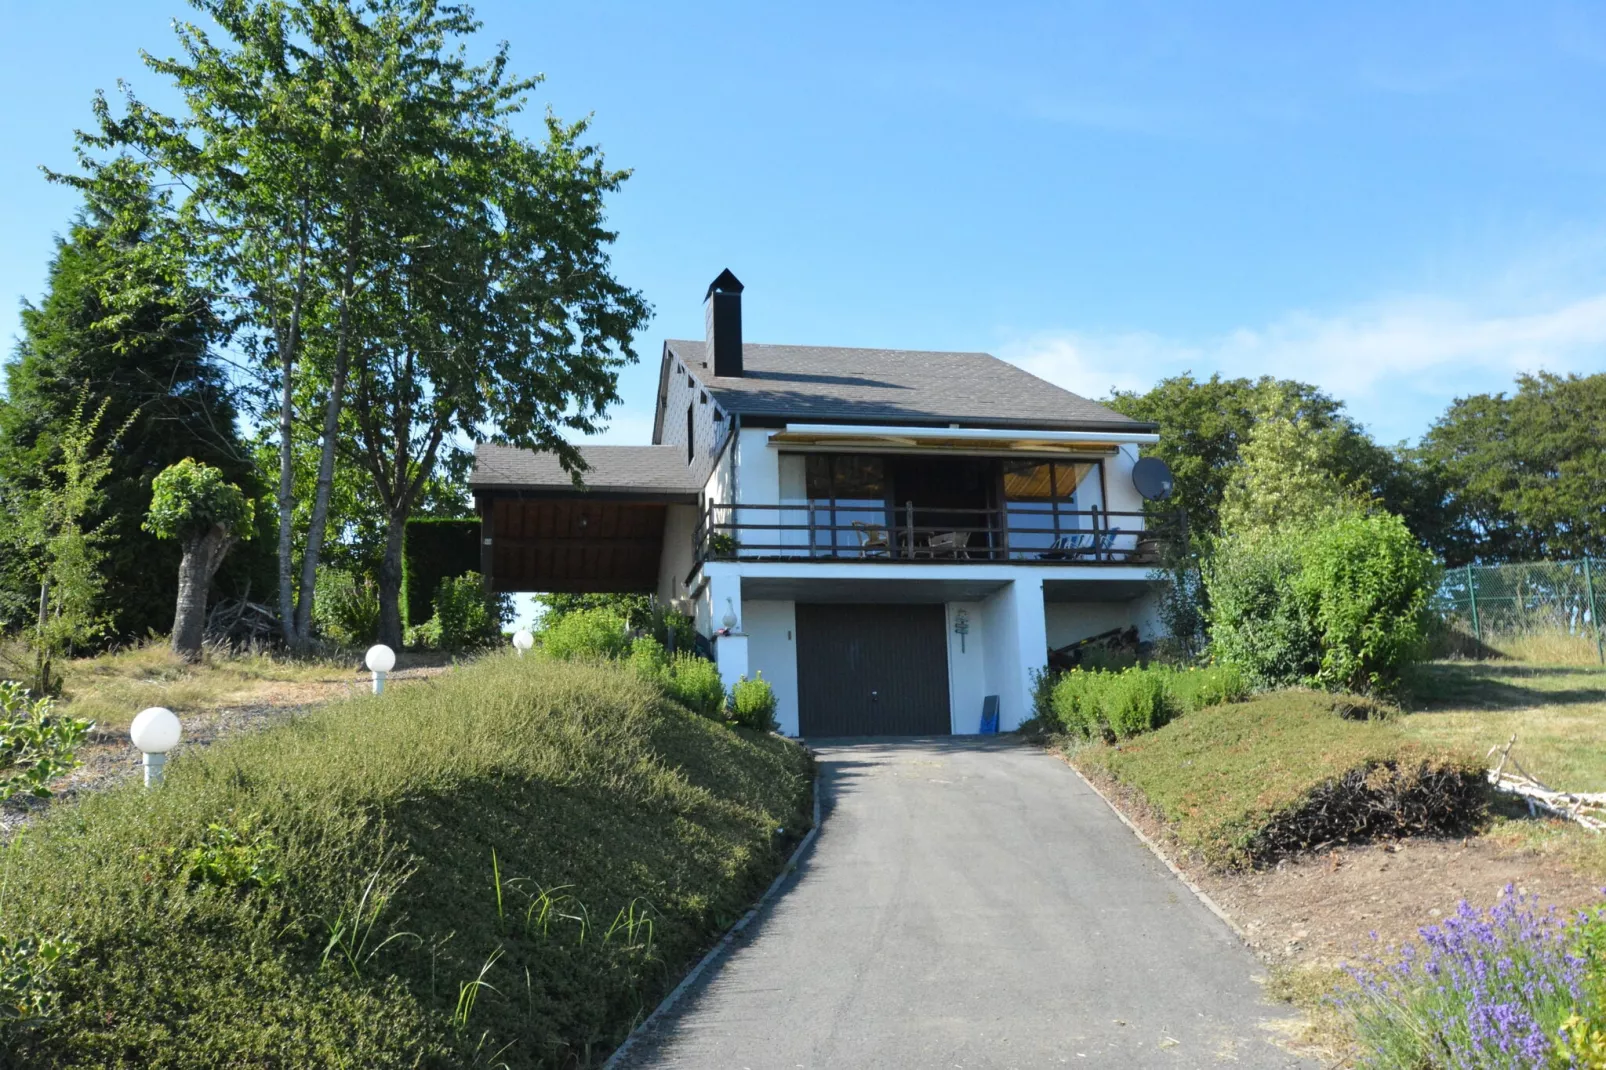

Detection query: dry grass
xmin=1401 ymin=660 xmax=1606 ymax=793
xmin=45 ymin=640 xmax=360 ymax=732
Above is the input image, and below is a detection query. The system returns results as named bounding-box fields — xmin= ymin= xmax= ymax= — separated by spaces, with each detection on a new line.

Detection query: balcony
xmin=693 ymin=502 xmax=1186 ymax=567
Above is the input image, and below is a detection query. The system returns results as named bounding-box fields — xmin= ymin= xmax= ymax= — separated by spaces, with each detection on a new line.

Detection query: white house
xmin=469 ymin=271 xmax=1179 ymax=736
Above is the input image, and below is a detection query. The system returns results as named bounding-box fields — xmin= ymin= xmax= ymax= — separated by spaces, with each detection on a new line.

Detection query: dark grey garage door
xmin=795 ymin=604 xmax=951 ymax=736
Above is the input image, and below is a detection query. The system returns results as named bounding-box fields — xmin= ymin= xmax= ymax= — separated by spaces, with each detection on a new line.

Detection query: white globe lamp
xmin=365 ymin=643 xmax=396 ymax=694
xmin=512 ymin=630 xmax=534 ymax=656
xmin=130 ymin=706 xmax=182 ymax=787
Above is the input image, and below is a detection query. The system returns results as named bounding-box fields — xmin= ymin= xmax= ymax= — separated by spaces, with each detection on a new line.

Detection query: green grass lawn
xmin=1400 ymin=660 xmax=1606 ymax=793
xmin=1 ymin=652 xmax=811 ymax=1069
xmin=1071 ymin=691 xmax=1483 ymax=868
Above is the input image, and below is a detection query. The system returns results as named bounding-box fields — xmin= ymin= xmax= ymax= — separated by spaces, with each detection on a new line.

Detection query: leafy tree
xmin=4 ymin=393 xmax=127 ymax=694
xmin=1108 ymin=373 xmax=1435 ymax=544
xmin=340 ymin=93 xmax=649 ymax=648
xmin=0 ymin=167 xmax=258 ymax=637
xmin=74 ymin=0 xmax=648 ymax=652
xmin=144 ymin=459 xmax=254 ymax=660
xmin=1219 ymin=400 xmax=1368 ymax=537
xmin=66 ymin=0 xmax=422 ymax=647
xmin=1414 ymin=371 xmax=1606 ymax=563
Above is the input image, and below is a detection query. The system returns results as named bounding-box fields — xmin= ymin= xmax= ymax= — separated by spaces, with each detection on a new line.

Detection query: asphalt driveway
xmin=616 ymin=738 xmax=1313 ymax=1069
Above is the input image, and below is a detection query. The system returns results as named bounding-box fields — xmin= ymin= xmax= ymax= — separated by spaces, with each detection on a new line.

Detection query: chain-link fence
xmin=1433 ymin=558 xmax=1605 ymax=664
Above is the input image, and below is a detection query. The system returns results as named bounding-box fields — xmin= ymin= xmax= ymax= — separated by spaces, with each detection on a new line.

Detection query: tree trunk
xmin=276 ymin=348 xmax=298 ymax=646
xmin=292 ymin=249 xmax=356 ymax=643
xmin=172 ymin=532 xmax=217 ymax=662
xmin=376 ymin=508 xmax=408 ymax=651
xmin=33 ymin=577 xmax=53 ymax=697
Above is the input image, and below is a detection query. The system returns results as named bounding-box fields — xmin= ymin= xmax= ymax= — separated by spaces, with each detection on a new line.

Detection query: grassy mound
xmin=1073 ymin=691 xmax=1486 ymax=868
xmin=1 ymin=654 xmax=811 ymax=1068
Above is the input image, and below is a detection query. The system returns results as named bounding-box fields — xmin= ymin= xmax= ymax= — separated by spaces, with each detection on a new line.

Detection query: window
xmin=686 ymin=403 xmax=695 ymax=465
xmin=1003 ymin=460 xmax=1103 ymax=557
xmin=803 ymin=454 xmax=887 ymax=554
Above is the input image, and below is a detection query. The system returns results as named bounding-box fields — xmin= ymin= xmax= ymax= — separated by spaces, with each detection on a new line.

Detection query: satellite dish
xmin=1132 ymin=457 xmax=1174 ymax=501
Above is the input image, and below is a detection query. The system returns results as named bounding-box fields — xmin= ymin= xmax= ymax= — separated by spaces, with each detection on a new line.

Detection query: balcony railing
xmin=693 ymin=502 xmax=1186 ymax=566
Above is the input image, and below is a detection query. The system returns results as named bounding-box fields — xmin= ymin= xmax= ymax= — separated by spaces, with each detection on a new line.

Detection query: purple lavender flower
xmin=1342 ymin=885 xmax=1601 ymax=1069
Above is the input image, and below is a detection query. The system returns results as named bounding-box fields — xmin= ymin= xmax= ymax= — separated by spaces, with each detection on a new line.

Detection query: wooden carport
xmin=470 ymin=444 xmax=702 ymax=595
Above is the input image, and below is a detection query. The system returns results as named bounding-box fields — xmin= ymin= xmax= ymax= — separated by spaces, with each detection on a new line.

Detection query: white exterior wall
xmin=657 ymin=503 xmax=698 ymax=609
xmin=1045 ymin=601 xmax=1145 ymax=650
xmin=945 ymin=601 xmax=987 ymax=733
xmin=977 ymin=578 xmax=1048 ymax=731
xmin=744 ymin=600 xmax=800 ymax=736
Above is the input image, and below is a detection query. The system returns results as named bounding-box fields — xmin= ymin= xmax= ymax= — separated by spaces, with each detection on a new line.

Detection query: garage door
xmin=795 ymin=604 xmax=951 ymax=736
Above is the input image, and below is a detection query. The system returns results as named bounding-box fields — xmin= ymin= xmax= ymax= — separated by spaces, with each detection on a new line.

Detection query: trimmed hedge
xmin=1042 ymin=663 xmax=1248 ymax=741
xmin=401 ymin=518 xmax=480 ymax=628
xmin=0 ymin=655 xmax=811 ymax=1067
xmin=1074 ymin=691 xmax=1486 ymax=868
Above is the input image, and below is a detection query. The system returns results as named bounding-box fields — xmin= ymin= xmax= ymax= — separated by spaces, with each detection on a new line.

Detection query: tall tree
xmin=347 ymin=106 xmax=650 ymax=648
xmin=64 ymin=0 xmax=411 ymax=647
xmin=0 ymin=163 xmax=259 ymax=637
xmin=1415 ymin=371 xmax=1606 ymax=563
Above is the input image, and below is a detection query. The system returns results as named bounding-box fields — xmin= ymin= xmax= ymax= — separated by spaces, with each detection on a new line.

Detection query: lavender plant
xmin=1342 ymin=886 xmax=1600 ymax=1069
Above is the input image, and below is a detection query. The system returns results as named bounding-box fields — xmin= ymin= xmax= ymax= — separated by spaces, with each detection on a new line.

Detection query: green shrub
xmin=1292 ymin=513 xmax=1437 ymax=692
xmin=182 ymin=819 xmax=285 ymax=892
xmin=0 ymin=655 xmax=811 ymax=1067
xmin=312 ymin=569 xmax=381 ymax=648
xmin=1205 ymin=512 xmax=1436 ymax=693
xmin=0 ymin=932 xmax=79 ymax=1028
xmin=1164 ymin=663 xmax=1248 ymax=710
xmin=1203 ymin=530 xmax=1315 ymax=689
xmin=1102 ymin=669 xmax=1179 ymax=738
xmin=664 ymin=653 xmax=725 ymax=719
xmin=539 ymin=607 xmax=630 ymax=661
xmin=430 ymin=572 xmax=507 ymax=653
xmin=627 ymin=635 xmax=669 ymax=680
xmin=731 ymin=673 xmax=777 ymax=732
xmin=1047 ymin=665 xmax=1231 ymax=741
xmin=0 ymin=682 xmax=92 ymax=802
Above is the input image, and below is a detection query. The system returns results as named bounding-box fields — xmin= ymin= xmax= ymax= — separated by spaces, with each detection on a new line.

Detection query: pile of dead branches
xmin=204 ymin=596 xmax=282 ymax=647
xmin=1486 ymin=736 xmax=1605 ymax=833
xmin=1248 ymin=758 xmax=1489 ymax=864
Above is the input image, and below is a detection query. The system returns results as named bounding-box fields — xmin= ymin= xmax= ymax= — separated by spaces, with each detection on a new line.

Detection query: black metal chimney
xmin=704 ymin=269 xmax=744 ymax=377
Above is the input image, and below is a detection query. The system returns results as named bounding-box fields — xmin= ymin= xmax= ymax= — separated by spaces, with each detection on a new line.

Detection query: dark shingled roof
xmin=664 ymin=340 xmax=1146 ymax=431
xmin=470 ymin=443 xmax=702 ymax=493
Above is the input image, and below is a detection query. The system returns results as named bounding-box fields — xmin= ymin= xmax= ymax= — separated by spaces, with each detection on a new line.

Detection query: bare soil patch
xmin=1070 ymin=756 xmax=1603 ymax=970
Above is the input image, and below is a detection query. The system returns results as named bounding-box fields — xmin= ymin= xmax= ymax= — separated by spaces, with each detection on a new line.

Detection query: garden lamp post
xmin=130 ymin=706 xmax=182 ymax=787
xmin=512 ymin=630 xmax=534 ymax=656
xmin=366 ymin=644 xmax=396 ymax=695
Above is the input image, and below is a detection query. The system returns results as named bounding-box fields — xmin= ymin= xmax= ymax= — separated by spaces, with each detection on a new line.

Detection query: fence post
xmin=1586 ymin=556 xmax=1604 ymax=665
xmin=1466 ymin=564 xmax=1481 ymax=645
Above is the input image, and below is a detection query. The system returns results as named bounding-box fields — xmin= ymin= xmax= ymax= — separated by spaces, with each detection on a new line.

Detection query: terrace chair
xmin=925 ymin=530 xmax=972 ymax=558
xmin=852 ymin=521 xmax=890 ymax=557
xmin=1038 ymin=532 xmax=1093 ymax=560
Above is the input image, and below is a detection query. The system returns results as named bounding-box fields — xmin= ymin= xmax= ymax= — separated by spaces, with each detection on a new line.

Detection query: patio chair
xmin=1037 ymin=532 xmax=1093 ymax=560
xmin=925 ymin=530 xmax=972 ymax=558
xmin=852 ymin=521 xmax=890 ymax=557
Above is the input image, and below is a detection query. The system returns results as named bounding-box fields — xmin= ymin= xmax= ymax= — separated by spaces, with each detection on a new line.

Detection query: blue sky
xmin=5 ymin=1 xmax=1606 ymax=448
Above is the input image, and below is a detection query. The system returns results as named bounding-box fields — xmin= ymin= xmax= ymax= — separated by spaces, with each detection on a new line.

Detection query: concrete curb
xmin=1063 ymin=758 xmax=1253 ymax=946
xmin=602 ymin=771 xmax=825 ymax=1070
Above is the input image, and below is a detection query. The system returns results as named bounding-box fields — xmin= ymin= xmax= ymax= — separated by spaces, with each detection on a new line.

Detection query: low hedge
xmin=1043 ymin=663 xmax=1248 ymax=741
xmin=1073 ymin=691 xmax=1486 ymax=868
xmin=0 ymin=655 xmax=811 ymax=1067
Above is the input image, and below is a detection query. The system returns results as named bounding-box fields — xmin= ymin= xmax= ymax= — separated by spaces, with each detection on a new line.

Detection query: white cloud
xmin=999 ymin=291 xmax=1606 ymax=442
